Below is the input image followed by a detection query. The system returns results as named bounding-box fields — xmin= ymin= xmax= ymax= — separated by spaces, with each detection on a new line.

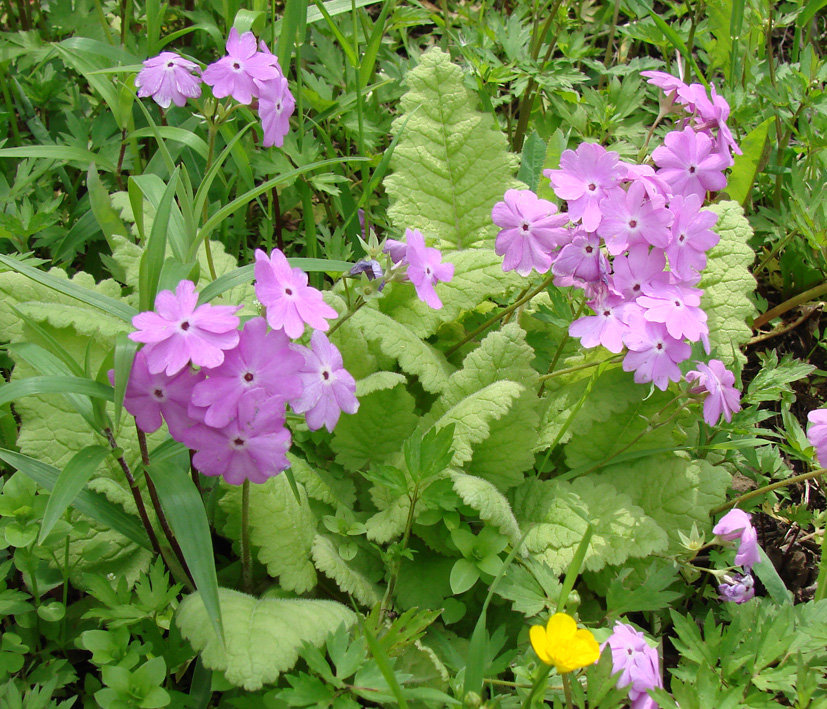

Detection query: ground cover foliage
xmin=1 ymin=0 xmax=827 ymax=707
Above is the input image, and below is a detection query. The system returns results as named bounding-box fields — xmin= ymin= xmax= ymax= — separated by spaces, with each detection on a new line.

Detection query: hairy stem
xmin=711 ymin=467 xmax=827 ymax=515
xmin=241 ymin=479 xmax=252 ymax=592
xmin=381 ymin=485 xmax=419 ymax=613
xmin=752 ymin=282 xmax=827 ymax=329
xmin=202 ymin=123 xmax=219 ymax=280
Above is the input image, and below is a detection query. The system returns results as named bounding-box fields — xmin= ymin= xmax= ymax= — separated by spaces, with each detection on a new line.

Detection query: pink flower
xmin=686 ymin=359 xmax=741 ymax=425
xmin=135 ymin=52 xmax=202 ymax=109
xmin=189 ymin=317 xmax=303 ymax=428
xmin=401 ymin=228 xmax=454 ymax=310
xmin=622 ymin=315 xmax=690 ymax=390
xmin=258 ymin=75 xmax=295 ymax=148
xmin=807 ymin=409 xmax=827 ymax=468
xmin=202 ymin=28 xmax=281 ymax=104
xmin=290 ymin=331 xmax=358 ymax=432
xmin=665 ymin=194 xmax=719 ymax=280
xmin=254 ymin=248 xmax=338 ymax=338
xmin=129 ymin=280 xmax=242 ymax=377
xmin=552 ymin=230 xmax=605 ymax=284
xmin=110 ymin=349 xmax=204 ymax=439
xmin=603 ymin=622 xmax=662 ymax=709
xmin=637 ymin=282 xmax=708 ymax=343
xmin=569 ymin=293 xmax=632 ymax=353
xmin=546 ymin=143 xmax=625 ymax=232
xmin=183 ymin=389 xmax=291 ymax=485
xmin=713 ymin=508 xmax=760 ymax=569
xmin=652 ymin=128 xmax=729 ymax=200
xmin=610 ymin=245 xmax=668 ymax=301
xmin=492 ymin=189 xmax=569 ymax=276
xmin=718 ymin=571 xmax=755 ymax=603
xmin=597 ymin=181 xmax=673 ymax=254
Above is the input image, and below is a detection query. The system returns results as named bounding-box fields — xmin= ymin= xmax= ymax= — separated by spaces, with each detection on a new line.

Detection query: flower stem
xmin=752 ymin=282 xmax=827 ymax=330
xmin=445 ymin=273 xmax=556 ymax=358
xmin=202 ymin=123 xmax=219 ymax=281
xmin=538 ymin=354 xmax=624 ymax=383
xmin=381 ymin=484 xmax=419 ymax=614
xmin=562 ymin=673 xmax=574 ymax=709
xmin=241 ymin=478 xmax=252 ymax=592
xmin=815 ymin=518 xmax=827 ymax=603
xmin=521 ymin=664 xmax=551 ymax=709
xmin=328 ymin=297 xmax=365 ymax=336
xmin=711 ymin=467 xmax=827 ymax=515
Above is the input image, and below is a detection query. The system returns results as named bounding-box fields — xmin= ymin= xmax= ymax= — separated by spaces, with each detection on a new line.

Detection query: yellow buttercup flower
xmin=529 ymin=612 xmax=600 ymax=674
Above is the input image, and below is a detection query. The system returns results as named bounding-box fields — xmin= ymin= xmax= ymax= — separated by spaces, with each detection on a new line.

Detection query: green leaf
xmin=451 ymin=473 xmax=521 ymax=544
xmin=517 ymin=132 xmax=548 ymax=192
xmin=595 ymin=455 xmax=731 ymax=552
xmin=0 ymin=253 xmax=137 ymax=324
xmin=513 ymin=477 xmax=668 ymax=574
xmin=139 ymin=169 xmax=177 ymax=312
xmin=351 ymin=307 xmax=454 ymax=393
xmin=699 ymin=200 xmax=757 ymax=367
xmin=0 ymin=376 xmax=113 ymax=408
xmin=128 ymin=127 xmax=209 ymax=159
xmin=450 ymin=558 xmax=480 ymax=595
xmin=148 ymin=459 xmax=223 ymax=642
xmin=0 ymin=448 xmax=150 ymax=549
xmin=384 ymin=47 xmax=521 ymax=248
xmin=176 ymin=587 xmax=356 ymax=691
xmin=726 ymin=117 xmax=772 ymax=207
xmin=753 ymin=546 xmax=793 ymax=606
xmin=220 ymin=476 xmax=317 ymax=594
xmin=39 ymin=445 xmax=111 ymax=544
xmin=87 ymin=164 xmax=129 ymax=252
xmin=0 ymin=146 xmax=117 ymax=173
xmin=557 ymin=522 xmax=593 ymax=613
xmin=311 ymin=535 xmax=382 ymax=607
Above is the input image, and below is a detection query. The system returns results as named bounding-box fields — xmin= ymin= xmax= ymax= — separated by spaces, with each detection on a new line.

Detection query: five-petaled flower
xmin=529 ymin=613 xmax=600 ymax=674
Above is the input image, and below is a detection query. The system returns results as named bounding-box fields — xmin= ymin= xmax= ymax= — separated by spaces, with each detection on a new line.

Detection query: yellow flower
xmin=529 ymin=612 xmax=600 ymax=674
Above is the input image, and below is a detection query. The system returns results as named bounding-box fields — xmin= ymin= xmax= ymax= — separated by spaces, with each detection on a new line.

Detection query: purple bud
xmin=718 ymin=571 xmax=754 ymax=604
xmin=350 ymin=259 xmax=384 ymax=280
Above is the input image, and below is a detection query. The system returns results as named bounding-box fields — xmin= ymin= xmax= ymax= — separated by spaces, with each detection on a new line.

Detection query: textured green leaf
xmin=699 ymin=200 xmax=757 ymax=367
xmin=564 ymin=388 xmax=686 ymax=471
xmin=331 ymin=386 xmax=418 ymax=472
xmin=513 ymin=477 xmax=668 ymax=574
xmin=311 ymin=535 xmax=382 ymax=607
xmin=366 ymin=490 xmax=411 ymax=543
xmin=451 ymin=472 xmax=521 ymax=545
xmin=384 ymin=47 xmax=520 ymax=249
xmin=221 ymin=476 xmax=317 ymax=593
xmin=176 ymin=587 xmax=356 ymax=691
xmin=355 ymin=372 xmax=407 ymax=397
xmin=350 ymin=307 xmax=454 ymax=394
xmin=726 ymin=118 xmax=772 ymax=207
xmin=430 ymin=381 xmax=524 ymax=466
xmin=595 ymin=455 xmax=731 ymax=552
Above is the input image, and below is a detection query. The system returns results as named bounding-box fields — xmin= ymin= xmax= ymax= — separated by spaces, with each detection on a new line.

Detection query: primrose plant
xmin=0 ymin=36 xmax=780 ymax=705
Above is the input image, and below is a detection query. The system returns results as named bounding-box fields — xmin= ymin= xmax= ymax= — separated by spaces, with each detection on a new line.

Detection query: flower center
xmin=588 ymin=183 xmax=597 ymax=192
xmin=602 ymin=309 xmax=611 ymax=317
xmin=656 ymin=342 xmax=663 ymax=350
xmin=284 ymin=287 xmax=293 ymax=296
xmin=232 ymin=437 xmax=245 ymax=447
xmin=585 ymin=245 xmax=593 ymax=254
xmin=632 ymin=284 xmax=641 ymax=291
xmin=167 ymin=61 xmax=175 ymax=68
xmin=243 ymin=372 xmax=254 ymax=383
xmin=688 ymin=165 xmax=696 ymax=174
xmin=674 ymin=300 xmax=681 ymax=308
xmin=520 ymin=222 xmax=530 ymax=232
xmin=322 ymin=370 xmax=330 ymax=381
xmin=180 ymin=321 xmax=190 ymax=331
xmin=232 ymin=62 xmax=241 ymax=71
xmin=678 ymin=233 xmax=686 ymax=242
xmin=153 ymin=388 xmax=164 ymax=399
xmin=628 ymin=219 xmax=637 ymax=228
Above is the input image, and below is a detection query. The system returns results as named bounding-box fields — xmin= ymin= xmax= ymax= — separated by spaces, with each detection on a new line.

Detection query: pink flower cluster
xmin=491 ymin=70 xmax=742 ymax=425
xmin=712 ymin=508 xmax=760 ymax=603
xmin=134 ymin=28 xmax=295 ymax=148
xmin=604 ymin=622 xmax=662 ymax=709
xmin=383 ymin=228 xmax=455 ymax=309
xmin=119 ymin=250 xmax=358 ymax=485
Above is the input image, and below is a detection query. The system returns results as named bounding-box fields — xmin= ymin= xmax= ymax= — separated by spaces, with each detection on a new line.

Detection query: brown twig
xmin=747 ymin=304 xmax=822 ymax=345
xmin=752 ymin=283 xmax=827 ymax=330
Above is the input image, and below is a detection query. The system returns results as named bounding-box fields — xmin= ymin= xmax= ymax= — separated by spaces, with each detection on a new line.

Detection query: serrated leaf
xmin=311 ymin=535 xmax=382 ymax=607
xmin=451 ymin=473 xmax=520 ymax=545
xmin=350 ymin=307 xmax=454 ymax=393
xmin=220 ymin=475 xmax=317 ymax=594
xmin=699 ymin=200 xmax=757 ymax=367
xmin=176 ymin=587 xmax=356 ymax=691
xmin=288 ymin=454 xmax=356 ymax=509
xmin=355 ymin=372 xmax=407 ymax=397
xmin=595 ymin=455 xmax=731 ymax=552
xmin=384 ymin=47 xmax=521 ymax=249
xmin=331 ymin=386 xmax=418 ymax=472
xmin=513 ymin=477 xmax=668 ymax=574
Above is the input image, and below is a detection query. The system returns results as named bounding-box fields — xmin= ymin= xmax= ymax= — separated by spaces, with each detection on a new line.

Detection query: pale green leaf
xmin=221 ymin=476 xmax=317 ymax=593
xmin=451 ymin=472 xmax=521 ymax=545
xmin=699 ymin=200 xmax=757 ymax=367
xmin=288 ymin=454 xmax=356 ymax=509
xmin=513 ymin=477 xmax=668 ymax=574
xmin=384 ymin=47 xmax=521 ymax=249
xmin=311 ymin=535 xmax=382 ymax=607
xmin=176 ymin=587 xmax=356 ymax=691
xmin=350 ymin=307 xmax=454 ymax=394
xmin=355 ymin=372 xmax=408 ymax=397
xmin=365 ymin=493 xmax=410 ymax=544
xmin=595 ymin=455 xmax=731 ymax=552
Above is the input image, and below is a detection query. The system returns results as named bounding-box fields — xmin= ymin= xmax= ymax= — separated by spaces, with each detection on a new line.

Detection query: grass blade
xmin=0 ymin=376 xmax=113 ymax=408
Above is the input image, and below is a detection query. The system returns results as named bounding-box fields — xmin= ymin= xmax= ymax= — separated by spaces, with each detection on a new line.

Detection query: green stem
xmin=445 ymin=273 xmax=556 ymax=358
xmin=752 ymin=282 xmax=827 ymax=329
xmin=328 ymin=297 xmax=365 ymax=335
xmin=711 ymin=467 xmax=827 ymax=515
xmin=521 ymin=663 xmax=551 ymax=709
xmin=381 ymin=484 xmax=419 ymax=613
xmin=241 ymin=479 xmax=252 ymax=592
xmin=815 ymin=516 xmax=827 ymax=603
xmin=538 ymin=354 xmax=624 ymax=383
xmin=599 ymin=0 xmax=621 ymax=87
xmin=202 ymin=123 xmax=219 ymax=281
xmin=686 ymin=0 xmax=705 ymax=80
xmin=0 ymin=72 xmax=21 ymax=144
xmin=91 ymin=0 xmax=114 ymax=44
xmin=562 ymin=673 xmax=574 ymax=709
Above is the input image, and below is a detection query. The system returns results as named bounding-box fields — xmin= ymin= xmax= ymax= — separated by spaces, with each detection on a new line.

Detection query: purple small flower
xmin=492 ymin=189 xmax=569 ymax=276
xmin=290 ymin=331 xmax=359 ymax=432
xmin=401 ymin=228 xmax=454 ymax=310
xmin=604 ymin=622 xmax=662 ymax=709
xmin=610 ymin=245 xmax=668 ymax=301
xmin=622 ymin=314 xmax=690 ymax=390
xmin=202 ymin=28 xmax=281 ymax=104
xmin=569 ymin=293 xmax=632 ymax=354
xmin=806 ymin=409 xmax=827 ymax=468
xmin=350 ymin=260 xmax=384 ymax=280
xmin=637 ymin=282 xmax=708 ymax=343
xmin=110 ymin=349 xmax=204 ymax=440
xmin=189 ymin=317 xmax=303 ymax=428
xmin=597 ymin=181 xmax=673 ymax=254
xmin=686 ymin=359 xmax=741 ymax=425
xmin=129 ymin=280 xmax=242 ymax=377
xmin=135 ymin=52 xmax=202 ymax=109
xmin=258 ymin=75 xmax=295 ymax=148
xmin=718 ymin=571 xmax=755 ymax=604
xmin=183 ymin=389 xmax=291 ymax=485
xmin=713 ymin=508 xmax=760 ymax=570
xmin=652 ymin=128 xmax=729 ymax=200
xmin=665 ymin=194 xmax=719 ymax=280
xmin=254 ymin=248 xmax=338 ymax=338
xmin=552 ymin=230 xmax=604 ymax=284
xmin=546 ymin=143 xmax=625 ymax=232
